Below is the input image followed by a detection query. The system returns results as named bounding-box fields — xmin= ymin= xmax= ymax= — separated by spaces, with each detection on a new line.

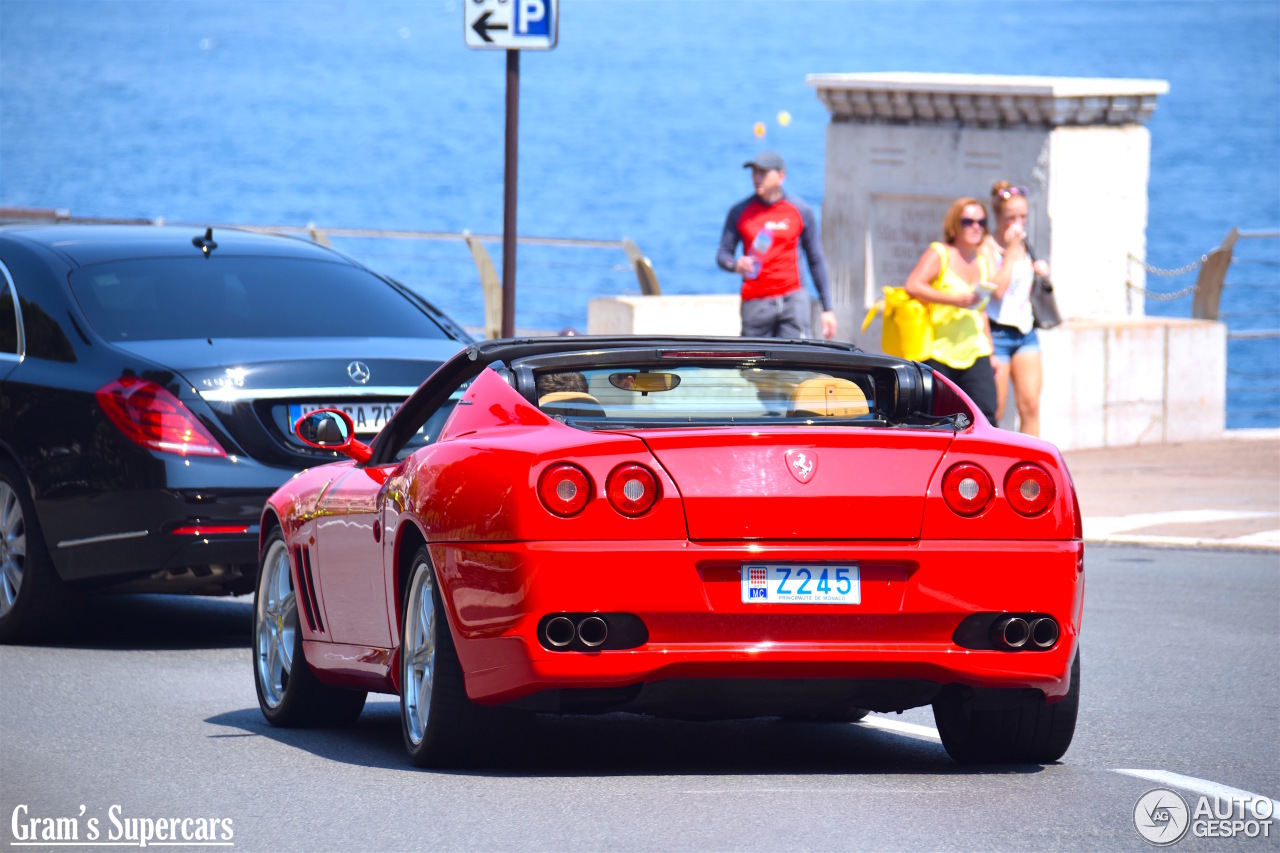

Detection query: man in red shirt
xmin=717 ymin=151 xmax=837 ymax=339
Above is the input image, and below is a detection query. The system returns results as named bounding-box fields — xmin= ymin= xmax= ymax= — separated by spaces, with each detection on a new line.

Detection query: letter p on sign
xmin=518 ymin=0 xmax=548 ymax=35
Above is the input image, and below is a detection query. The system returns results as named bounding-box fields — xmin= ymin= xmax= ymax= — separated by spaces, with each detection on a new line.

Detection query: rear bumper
xmin=41 ymin=487 xmax=270 ymax=585
xmin=430 ymin=539 xmax=1085 ymax=708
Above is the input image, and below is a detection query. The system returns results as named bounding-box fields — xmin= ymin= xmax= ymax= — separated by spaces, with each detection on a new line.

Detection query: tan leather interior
xmin=787 ymin=377 xmax=870 ymax=418
xmin=538 ymin=391 xmax=606 ymax=418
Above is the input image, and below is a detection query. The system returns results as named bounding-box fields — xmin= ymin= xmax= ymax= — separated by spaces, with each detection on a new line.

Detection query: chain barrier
xmin=1128 ymin=252 xmax=1207 ymax=277
xmin=1124 ymin=252 xmax=1207 ymax=301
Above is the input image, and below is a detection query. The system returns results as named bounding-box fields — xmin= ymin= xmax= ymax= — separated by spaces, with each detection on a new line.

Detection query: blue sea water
xmin=2 ymin=0 xmax=1278 ymax=426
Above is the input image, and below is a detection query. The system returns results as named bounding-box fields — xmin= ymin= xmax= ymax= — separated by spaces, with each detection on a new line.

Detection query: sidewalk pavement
xmin=1062 ymin=430 xmax=1280 ymax=551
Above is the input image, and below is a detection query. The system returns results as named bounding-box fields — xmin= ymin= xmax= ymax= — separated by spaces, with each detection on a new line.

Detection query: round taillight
xmin=606 ymin=463 xmax=659 ymax=517
xmin=537 ymin=463 xmax=591 ymax=517
xmin=941 ymin=462 xmax=993 ymax=517
xmin=1004 ymin=463 xmax=1056 ymax=516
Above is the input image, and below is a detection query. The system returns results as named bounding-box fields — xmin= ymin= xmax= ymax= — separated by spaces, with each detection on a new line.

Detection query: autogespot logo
xmin=1135 ymin=788 xmax=1190 ymax=845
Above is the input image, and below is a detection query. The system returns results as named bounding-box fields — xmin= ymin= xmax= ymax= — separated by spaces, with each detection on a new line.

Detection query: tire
xmin=933 ymin=652 xmax=1080 ymax=764
xmin=399 ymin=546 xmax=480 ymax=767
xmin=399 ymin=547 xmax=537 ymax=767
xmin=253 ymin=528 xmax=366 ymax=727
xmin=0 ymin=459 xmax=70 ymax=644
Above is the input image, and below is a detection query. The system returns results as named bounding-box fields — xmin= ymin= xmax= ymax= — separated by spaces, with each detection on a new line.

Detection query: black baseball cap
xmin=743 ymin=151 xmax=786 ymax=172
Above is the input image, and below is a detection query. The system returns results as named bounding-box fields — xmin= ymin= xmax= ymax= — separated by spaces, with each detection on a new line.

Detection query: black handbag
xmin=1025 ymin=243 xmax=1062 ymax=329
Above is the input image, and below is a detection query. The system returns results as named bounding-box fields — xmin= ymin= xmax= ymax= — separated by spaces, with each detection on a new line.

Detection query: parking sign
xmin=465 ymin=0 xmax=558 ymax=50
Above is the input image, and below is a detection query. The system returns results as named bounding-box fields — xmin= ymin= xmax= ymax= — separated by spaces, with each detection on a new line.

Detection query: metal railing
xmin=1127 ymin=228 xmax=1280 ymax=331
xmin=1128 ymin=228 xmax=1280 ymax=425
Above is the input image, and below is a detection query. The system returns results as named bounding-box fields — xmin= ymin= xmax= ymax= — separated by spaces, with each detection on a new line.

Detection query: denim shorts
xmin=990 ymin=323 xmax=1040 ymax=362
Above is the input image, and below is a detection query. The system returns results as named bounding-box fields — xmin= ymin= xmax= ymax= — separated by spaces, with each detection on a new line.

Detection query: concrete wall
xmin=588 ymin=295 xmax=741 ymax=336
xmin=1048 ymin=125 xmax=1153 ymax=320
xmin=1039 ymin=318 xmax=1226 ymax=448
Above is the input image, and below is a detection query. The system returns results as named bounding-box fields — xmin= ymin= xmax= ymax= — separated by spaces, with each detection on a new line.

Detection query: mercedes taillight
xmin=96 ymin=377 xmax=227 ymax=458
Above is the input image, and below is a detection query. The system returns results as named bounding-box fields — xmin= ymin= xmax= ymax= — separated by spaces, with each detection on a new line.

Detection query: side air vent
xmin=293 ymin=546 xmax=324 ymax=633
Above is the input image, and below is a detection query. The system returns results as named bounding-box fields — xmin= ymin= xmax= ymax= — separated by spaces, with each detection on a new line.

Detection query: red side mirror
xmin=293 ymin=409 xmax=372 ymax=464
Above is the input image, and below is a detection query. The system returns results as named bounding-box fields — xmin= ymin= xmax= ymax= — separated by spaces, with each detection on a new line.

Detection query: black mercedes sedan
xmin=0 ymin=224 xmax=470 ymax=642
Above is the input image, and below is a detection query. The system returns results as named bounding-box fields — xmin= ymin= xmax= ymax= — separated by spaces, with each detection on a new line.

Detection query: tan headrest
xmin=788 ymin=378 xmax=869 ymax=418
xmin=538 ymin=391 xmax=606 ymax=417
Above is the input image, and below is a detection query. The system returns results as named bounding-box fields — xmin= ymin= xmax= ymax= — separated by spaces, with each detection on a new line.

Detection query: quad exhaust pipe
xmin=992 ymin=616 xmax=1030 ymax=649
xmin=577 ymin=616 xmax=608 ymax=648
xmin=544 ymin=616 xmax=576 ymax=648
xmin=989 ymin=615 xmax=1059 ymax=651
xmin=540 ymin=614 xmax=610 ymax=649
xmin=1029 ymin=616 xmax=1059 ymax=649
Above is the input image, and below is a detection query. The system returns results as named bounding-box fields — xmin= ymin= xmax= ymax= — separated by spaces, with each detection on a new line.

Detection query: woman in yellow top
xmin=902 ymin=197 xmax=998 ymax=423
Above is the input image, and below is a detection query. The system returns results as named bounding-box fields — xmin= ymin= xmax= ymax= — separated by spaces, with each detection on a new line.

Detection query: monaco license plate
xmin=741 ymin=564 xmax=860 ymax=605
xmin=288 ymin=401 xmax=401 ymax=436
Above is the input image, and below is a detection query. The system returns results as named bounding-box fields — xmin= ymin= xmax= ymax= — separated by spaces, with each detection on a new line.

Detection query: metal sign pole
xmin=466 ymin=0 xmax=556 ymax=337
xmin=501 ymin=49 xmax=519 ymax=338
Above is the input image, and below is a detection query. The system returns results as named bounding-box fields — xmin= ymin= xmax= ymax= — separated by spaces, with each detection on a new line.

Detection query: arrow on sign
xmin=471 ymin=10 xmax=508 ymax=43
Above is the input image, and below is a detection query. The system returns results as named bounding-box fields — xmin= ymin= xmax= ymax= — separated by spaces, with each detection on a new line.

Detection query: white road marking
xmin=1229 ymin=528 xmax=1280 ymax=546
xmin=1112 ymin=769 xmax=1280 ymax=813
xmin=1085 ymin=510 xmax=1272 ymax=537
xmin=1098 ymin=532 xmax=1280 ymax=550
xmin=857 ymin=715 xmax=941 ymax=741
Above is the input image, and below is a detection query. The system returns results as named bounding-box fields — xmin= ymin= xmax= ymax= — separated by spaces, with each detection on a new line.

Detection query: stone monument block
xmin=588 ymin=295 xmax=741 ymax=336
xmin=808 ymin=73 xmax=1169 ymax=341
xmin=808 ymin=72 xmax=1225 ymax=449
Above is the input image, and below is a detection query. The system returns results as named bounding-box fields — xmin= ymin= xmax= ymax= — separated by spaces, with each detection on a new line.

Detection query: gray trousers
xmin=740 ymin=289 xmax=811 ymax=338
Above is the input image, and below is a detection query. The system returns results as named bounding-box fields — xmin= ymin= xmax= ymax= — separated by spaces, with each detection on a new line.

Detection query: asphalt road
xmin=2 ymin=545 xmax=1277 ymax=851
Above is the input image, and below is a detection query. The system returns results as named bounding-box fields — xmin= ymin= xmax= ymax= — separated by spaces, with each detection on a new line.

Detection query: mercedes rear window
xmin=68 ymin=257 xmax=449 ymax=341
xmin=533 ymin=366 xmax=879 ymax=423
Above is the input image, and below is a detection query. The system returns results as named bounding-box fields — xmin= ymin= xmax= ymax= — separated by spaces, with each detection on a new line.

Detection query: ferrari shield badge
xmin=785 ymin=449 xmax=817 ymax=484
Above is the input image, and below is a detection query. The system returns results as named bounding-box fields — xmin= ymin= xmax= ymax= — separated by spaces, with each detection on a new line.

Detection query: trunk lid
xmin=634 ymin=428 xmax=954 ymax=541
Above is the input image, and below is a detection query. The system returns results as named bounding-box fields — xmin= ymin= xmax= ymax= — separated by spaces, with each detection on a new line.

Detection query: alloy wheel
xmin=0 ymin=481 xmax=26 ymax=619
xmin=255 ymin=539 xmax=296 ymax=708
xmin=402 ymin=563 xmax=437 ymax=746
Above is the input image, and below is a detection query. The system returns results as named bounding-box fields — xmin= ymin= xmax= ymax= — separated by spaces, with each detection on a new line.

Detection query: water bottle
xmin=745 ymin=227 xmax=773 ymax=279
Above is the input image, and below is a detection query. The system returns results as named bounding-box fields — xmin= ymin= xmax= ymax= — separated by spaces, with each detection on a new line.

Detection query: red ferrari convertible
xmin=253 ymin=337 xmax=1083 ymax=766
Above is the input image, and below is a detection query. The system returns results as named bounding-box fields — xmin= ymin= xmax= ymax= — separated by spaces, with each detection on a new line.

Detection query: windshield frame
xmin=510 ymin=348 xmax=924 ymax=428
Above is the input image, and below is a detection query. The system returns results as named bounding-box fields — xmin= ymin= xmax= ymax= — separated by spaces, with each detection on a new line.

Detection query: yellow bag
xmin=862 ymin=286 xmax=933 ymax=361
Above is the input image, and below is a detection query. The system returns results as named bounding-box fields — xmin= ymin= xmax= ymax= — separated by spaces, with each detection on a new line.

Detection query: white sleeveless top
xmin=987 ymin=247 xmax=1035 ymax=334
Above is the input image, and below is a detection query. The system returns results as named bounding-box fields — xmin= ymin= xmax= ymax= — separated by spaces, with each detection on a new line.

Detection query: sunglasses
xmin=960 ymin=217 xmax=987 ymax=229
xmin=996 ymin=186 xmax=1028 ymax=200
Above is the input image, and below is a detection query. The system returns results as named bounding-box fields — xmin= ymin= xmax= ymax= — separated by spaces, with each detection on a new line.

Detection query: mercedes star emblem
xmin=347 ymin=361 xmax=371 ymax=384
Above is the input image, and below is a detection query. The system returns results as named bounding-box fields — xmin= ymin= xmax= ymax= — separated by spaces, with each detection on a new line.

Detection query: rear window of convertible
xmin=533 ymin=366 xmax=878 ymax=423
xmin=68 ymin=257 xmax=450 ymax=341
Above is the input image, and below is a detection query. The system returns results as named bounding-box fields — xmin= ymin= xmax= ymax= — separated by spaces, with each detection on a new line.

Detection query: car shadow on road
xmin=48 ymin=593 xmax=252 ymax=650
xmin=206 ymin=701 xmax=1048 ymax=778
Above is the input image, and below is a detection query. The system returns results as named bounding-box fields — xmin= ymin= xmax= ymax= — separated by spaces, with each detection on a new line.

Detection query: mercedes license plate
xmin=740 ymin=564 xmax=860 ymax=605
